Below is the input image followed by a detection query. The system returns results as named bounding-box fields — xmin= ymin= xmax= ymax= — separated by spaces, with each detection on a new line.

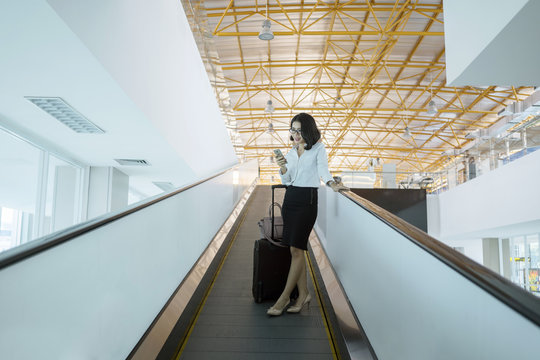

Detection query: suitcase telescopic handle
xmin=271 ymin=185 xmax=287 ymax=239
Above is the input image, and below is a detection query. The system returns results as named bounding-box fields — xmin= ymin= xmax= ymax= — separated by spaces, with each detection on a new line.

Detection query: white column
xmin=109 ymin=168 xmax=129 ymax=212
xmin=87 ymin=167 xmax=129 ymax=219
xmin=482 ymin=237 xmax=501 ymax=274
xmin=33 ymin=151 xmax=48 ymax=239
xmin=500 ymin=238 xmax=511 ymax=279
xmin=51 ymin=166 xmax=78 ymax=231
xmin=19 ymin=213 xmax=33 ymax=245
xmin=382 ymin=163 xmax=396 ymax=188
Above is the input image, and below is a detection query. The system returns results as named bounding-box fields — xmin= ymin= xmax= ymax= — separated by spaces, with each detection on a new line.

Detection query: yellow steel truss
xmin=195 ymin=0 xmax=533 ymax=182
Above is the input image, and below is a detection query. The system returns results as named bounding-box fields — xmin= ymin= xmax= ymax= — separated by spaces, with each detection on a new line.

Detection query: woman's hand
xmin=329 ymin=180 xmax=350 ymax=192
xmin=275 ymin=153 xmax=287 ymax=174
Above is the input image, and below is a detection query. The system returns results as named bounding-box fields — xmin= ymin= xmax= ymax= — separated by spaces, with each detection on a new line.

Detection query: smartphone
xmin=273 ymin=149 xmax=287 ymax=163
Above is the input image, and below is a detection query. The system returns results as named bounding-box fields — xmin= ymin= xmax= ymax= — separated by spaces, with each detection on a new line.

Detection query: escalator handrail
xmin=0 ymin=160 xmax=255 ymax=271
xmin=338 ymin=189 xmax=540 ymax=327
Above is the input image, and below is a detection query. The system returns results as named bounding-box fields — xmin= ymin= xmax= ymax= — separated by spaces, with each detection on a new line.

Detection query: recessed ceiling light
xmin=26 ymin=97 xmax=104 ymax=134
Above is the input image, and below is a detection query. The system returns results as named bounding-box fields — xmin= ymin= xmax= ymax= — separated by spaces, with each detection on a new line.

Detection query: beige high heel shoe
xmin=267 ymin=300 xmax=290 ymax=316
xmin=286 ymin=294 xmax=312 ymax=313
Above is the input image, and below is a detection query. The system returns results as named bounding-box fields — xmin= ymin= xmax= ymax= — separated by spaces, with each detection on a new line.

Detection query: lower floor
xmin=443 ymin=234 xmax=540 ymax=297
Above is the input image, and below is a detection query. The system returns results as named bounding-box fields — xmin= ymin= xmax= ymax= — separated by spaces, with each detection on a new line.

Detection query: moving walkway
xmin=0 ymin=162 xmax=538 ymax=359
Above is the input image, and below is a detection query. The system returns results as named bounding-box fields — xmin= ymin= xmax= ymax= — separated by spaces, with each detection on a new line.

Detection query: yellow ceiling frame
xmin=195 ymin=0 xmax=533 ymax=183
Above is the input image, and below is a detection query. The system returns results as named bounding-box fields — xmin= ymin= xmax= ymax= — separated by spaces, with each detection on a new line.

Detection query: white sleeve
xmin=316 ymin=143 xmax=333 ymax=184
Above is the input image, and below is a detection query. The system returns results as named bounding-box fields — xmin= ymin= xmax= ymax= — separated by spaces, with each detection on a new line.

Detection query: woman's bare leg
xmin=291 ymin=256 xmax=308 ymax=307
xmin=270 ymin=246 xmax=305 ymax=309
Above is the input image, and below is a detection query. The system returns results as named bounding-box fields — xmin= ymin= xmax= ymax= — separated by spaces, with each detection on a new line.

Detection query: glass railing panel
xmin=315 ymin=187 xmax=540 ymax=360
xmin=0 ymin=160 xmax=258 ymax=360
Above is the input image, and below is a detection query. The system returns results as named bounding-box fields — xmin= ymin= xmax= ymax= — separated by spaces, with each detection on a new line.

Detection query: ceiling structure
xmin=184 ymin=0 xmax=534 ymax=183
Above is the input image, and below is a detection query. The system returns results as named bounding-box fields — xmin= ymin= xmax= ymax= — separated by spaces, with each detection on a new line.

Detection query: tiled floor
xmin=179 ymin=186 xmax=334 ymax=360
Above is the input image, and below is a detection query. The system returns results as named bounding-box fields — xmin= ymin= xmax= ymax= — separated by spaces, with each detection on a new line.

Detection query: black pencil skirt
xmin=281 ymin=186 xmax=318 ymax=251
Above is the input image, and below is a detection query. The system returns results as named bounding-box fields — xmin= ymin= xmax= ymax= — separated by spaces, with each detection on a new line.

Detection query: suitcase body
xmin=252 ymin=238 xmax=294 ymax=303
xmin=252 ymin=185 xmax=298 ymax=303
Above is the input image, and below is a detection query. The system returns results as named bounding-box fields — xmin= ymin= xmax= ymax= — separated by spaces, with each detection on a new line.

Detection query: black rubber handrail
xmin=0 ymin=161 xmax=253 ymax=270
xmin=339 ymin=189 xmax=540 ymax=327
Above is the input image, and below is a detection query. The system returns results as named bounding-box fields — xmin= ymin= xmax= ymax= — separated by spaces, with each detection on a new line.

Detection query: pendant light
xmin=403 ymin=126 xmax=412 ymax=139
xmin=265 ymin=99 xmax=275 ymax=113
xmin=427 ymin=74 xmax=438 ymax=116
xmin=402 ymin=114 xmax=412 ymax=139
xmin=265 ymin=80 xmax=274 ymax=113
xmin=258 ymin=1 xmax=274 ymax=40
xmin=427 ymin=100 xmax=438 ymax=116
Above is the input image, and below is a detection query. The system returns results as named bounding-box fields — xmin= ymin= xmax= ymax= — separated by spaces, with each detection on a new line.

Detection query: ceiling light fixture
xmin=258 ymin=1 xmax=274 ymax=40
xmin=26 ymin=96 xmax=104 ymax=134
xmin=267 ymin=122 xmax=275 ymax=133
xmin=403 ymin=126 xmax=412 ymax=139
xmin=427 ymin=74 xmax=438 ymax=116
xmin=427 ymin=100 xmax=438 ymax=116
xmin=265 ymin=99 xmax=275 ymax=113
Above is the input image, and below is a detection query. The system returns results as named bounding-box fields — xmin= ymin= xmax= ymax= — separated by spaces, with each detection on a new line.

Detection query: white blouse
xmin=279 ymin=141 xmax=334 ymax=187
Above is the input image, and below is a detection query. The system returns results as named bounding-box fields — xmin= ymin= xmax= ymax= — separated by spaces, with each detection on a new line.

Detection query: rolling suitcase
xmin=253 ymin=185 xmax=298 ymax=303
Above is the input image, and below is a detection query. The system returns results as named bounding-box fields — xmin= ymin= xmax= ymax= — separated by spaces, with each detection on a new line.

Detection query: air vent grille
xmin=114 ymin=159 xmax=150 ymax=166
xmin=26 ymin=97 xmax=104 ymax=134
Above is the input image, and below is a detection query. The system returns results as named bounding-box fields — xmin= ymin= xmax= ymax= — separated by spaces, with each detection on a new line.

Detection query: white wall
xmin=47 ymin=0 xmax=238 ymax=177
xmin=0 ymin=0 xmax=201 ymax=199
xmin=444 ymin=0 xmax=538 ymax=86
xmin=440 ymin=238 xmax=484 ymax=265
xmin=429 ymin=149 xmax=540 ymax=241
xmin=426 ymin=194 xmax=440 ymax=236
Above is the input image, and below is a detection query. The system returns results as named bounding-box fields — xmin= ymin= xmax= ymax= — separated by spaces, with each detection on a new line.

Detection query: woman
xmin=268 ymin=112 xmax=348 ymax=316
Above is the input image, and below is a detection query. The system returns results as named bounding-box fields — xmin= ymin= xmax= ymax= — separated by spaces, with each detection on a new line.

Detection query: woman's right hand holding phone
xmin=273 ymin=150 xmax=287 ymax=174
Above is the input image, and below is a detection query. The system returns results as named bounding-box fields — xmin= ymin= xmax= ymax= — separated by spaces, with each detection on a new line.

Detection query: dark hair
xmin=290 ymin=113 xmax=320 ymax=150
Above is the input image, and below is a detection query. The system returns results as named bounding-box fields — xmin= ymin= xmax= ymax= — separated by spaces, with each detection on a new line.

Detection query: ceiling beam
xmin=214 ymin=30 xmax=443 ymax=36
